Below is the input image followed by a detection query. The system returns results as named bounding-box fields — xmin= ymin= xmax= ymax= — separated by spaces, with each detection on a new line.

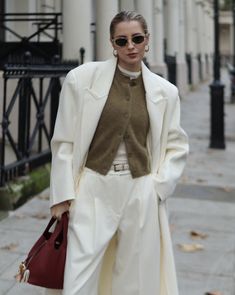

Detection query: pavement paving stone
xmin=177 ymin=271 xmax=235 ymax=295
xmin=5 ymin=283 xmax=44 ymax=295
xmin=175 ymin=246 xmax=235 ymax=276
xmin=0 ymin=228 xmax=44 ymax=255
xmin=169 ymin=197 xmax=235 ymax=294
xmin=1 ymin=254 xmax=26 ymax=281
xmin=0 ymin=279 xmax=15 ymax=295
xmin=169 ymin=197 xmax=235 ymax=217
xmin=179 ymin=69 xmax=235 ymax=189
xmin=170 ymin=210 xmax=235 ymax=233
xmin=172 ymin=227 xmax=235 ymax=253
xmin=174 ymin=184 xmax=235 ymax=203
xmin=0 ymin=251 xmax=20 ymax=277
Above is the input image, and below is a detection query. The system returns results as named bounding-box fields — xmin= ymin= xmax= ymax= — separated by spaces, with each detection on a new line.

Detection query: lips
xmin=128 ymin=53 xmax=138 ymax=58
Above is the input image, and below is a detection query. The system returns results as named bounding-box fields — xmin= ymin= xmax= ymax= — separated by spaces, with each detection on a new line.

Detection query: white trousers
xmin=49 ymin=168 xmax=161 ymax=295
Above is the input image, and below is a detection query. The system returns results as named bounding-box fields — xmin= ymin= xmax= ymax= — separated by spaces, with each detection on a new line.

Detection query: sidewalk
xmin=171 ymin=68 xmax=235 ymax=295
xmin=0 ymin=69 xmax=235 ymax=295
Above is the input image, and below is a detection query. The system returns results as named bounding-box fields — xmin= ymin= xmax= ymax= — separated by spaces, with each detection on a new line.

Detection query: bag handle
xmin=42 ymin=216 xmax=58 ymax=238
xmin=48 ymin=212 xmax=69 ymax=245
xmin=24 ymin=213 xmax=68 ymax=266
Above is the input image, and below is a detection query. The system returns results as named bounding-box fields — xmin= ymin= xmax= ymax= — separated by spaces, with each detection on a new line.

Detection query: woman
xmin=49 ymin=11 xmax=188 ymax=295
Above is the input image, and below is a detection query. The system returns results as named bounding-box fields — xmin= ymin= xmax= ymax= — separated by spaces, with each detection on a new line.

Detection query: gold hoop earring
xmin=145 ymin=45 xmax=149 ymax=52
xmin=113 ymin=49 xmax=118 ymax=57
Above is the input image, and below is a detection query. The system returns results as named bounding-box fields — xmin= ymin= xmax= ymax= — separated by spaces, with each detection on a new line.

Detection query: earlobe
xmin=145 ymin=45 xmax=149 ymax=52
xmin=113 ymin=49 xmax=118 ymax=57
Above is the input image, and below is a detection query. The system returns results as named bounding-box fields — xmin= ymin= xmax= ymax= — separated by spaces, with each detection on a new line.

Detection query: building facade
xmin=1 ymin=0 xmax=214 ymax=96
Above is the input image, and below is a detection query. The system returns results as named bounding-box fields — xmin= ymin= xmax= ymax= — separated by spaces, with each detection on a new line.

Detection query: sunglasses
xmin=112 ymin=35 xmax=146 ymax=47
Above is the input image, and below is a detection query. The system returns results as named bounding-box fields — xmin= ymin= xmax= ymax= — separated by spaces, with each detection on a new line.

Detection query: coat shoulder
xmin=67 ymin=59 xmax=114 ymax=88
xmin=69 ymin=60 xmax=104 ymax=78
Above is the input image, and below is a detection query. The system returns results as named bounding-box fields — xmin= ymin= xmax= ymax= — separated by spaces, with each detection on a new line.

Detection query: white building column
xmin=204 ymin=2 xmax=211 ymax=79
xmin=165 ymin=0 xmax=179 ymax=57
xmin=191 ymin=0 xmax=200 ymax=85
xmin=230 ymin=18 xmax=233 ymax=64
xmin=208 ymin=6 xmax=214 ymax=76
xmin=136 ymin=0 xmax=155 ymax=66
xmin=177 ymin=0 xmax=188 ymax=96
xmin=197 ymin=1 xmax=207 ymax=80
xmin=63 ymin=0 xmax=93 ymax=62
xmin=165 ymin=0 xmax=188 ymax=95
xmin=119 ymin=0 xmax=135 ymax=11
xmin=96 ymin=0 xmax=118 ymax=60
xmin=152 ymin=0 xmax=167 ymax=77
xmin=5 ymin=0 xmax=30 ymax=41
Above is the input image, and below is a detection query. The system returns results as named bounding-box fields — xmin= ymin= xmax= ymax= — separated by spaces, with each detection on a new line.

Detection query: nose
xmin=127 ymin=39 xmax=135 ymax=49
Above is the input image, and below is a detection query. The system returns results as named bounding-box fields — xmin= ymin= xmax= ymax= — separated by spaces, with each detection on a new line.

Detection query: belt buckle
xmin=113 ymin=164 xmax=122 ymax=172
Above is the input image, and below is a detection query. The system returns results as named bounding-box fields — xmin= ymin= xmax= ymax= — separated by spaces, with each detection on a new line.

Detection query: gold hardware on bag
xmin=22 ymin=269 xmax=30 ymax=282
xmin=15 ymin=262 xmax=29 ymax=282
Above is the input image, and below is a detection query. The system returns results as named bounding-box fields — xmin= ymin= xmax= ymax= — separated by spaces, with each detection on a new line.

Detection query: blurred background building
xmin=0 ymin=0 xmax=234 ymax=198
xmin=0 ymin=0 xmax=218 ymax=95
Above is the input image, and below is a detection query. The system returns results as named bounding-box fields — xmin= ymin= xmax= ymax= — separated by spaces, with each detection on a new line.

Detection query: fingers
xmin=50 ymin=201 xmax=71 ymax=220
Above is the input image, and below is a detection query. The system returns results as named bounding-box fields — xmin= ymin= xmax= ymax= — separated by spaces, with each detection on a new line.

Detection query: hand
xmin=50 ymin=200 xmax=71 ymax=220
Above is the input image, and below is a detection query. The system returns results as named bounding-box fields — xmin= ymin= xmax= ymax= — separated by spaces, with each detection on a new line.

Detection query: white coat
xmin=49 ymin=57 xmax=189 ymax=295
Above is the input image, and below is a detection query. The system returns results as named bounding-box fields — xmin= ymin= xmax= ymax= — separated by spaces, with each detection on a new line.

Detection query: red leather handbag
xmin=15 ymin=212 xmax=68 ymax=289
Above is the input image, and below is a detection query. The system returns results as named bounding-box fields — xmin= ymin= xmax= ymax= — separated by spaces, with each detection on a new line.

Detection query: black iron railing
xmin=0 ymin=13 xmax=62 ymax=65
xmin=165 ymin=54 xmax=177 ymax=86
xmin=186 ymin=53 xmax=192 ymax=85
xmin=0 ymin=56 xmax=78 ymax=186
xmin=197 ymin=53 xmax=202 ymax=81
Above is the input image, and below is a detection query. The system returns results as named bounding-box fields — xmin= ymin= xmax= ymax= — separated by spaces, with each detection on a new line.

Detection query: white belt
xmin=111 ymin=163 xmax=130 ymax=172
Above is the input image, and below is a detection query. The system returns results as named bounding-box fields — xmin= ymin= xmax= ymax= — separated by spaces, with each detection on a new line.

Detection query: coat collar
xmin=86 ymin=56 xmax=167 ymax=104
xmin=85 ymin=57 xmax=117 ymax=100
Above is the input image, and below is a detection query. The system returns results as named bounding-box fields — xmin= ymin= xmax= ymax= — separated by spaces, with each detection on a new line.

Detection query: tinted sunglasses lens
xmin=132 ymin=35 xmax=145 ymax=44
xmin=115 ymin=38 xmax=127 ymax=47
xmin=114 ymin=35 xmax=145 ymax=47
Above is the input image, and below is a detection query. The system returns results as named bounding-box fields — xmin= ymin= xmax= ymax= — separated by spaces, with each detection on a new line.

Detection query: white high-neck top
xmin=118 ymin=64 xmax=141 ymax=80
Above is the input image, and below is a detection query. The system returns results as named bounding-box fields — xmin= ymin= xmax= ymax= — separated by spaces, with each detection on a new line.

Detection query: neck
xmin=118 ymin=61 xmax=141 ymax=72
xmin=118 ymin=64 xmax=141 ymax=79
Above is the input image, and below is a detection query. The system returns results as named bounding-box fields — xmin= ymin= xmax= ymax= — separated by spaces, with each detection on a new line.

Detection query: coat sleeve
xmin=155 ymin=92 xmax=189 ymax=202
xmin=49 ymin=70 xmax=78 ymax=208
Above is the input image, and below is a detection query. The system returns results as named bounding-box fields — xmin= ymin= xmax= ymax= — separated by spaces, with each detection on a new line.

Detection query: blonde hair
xmin=110 ymin=11 xmax=148 ymax=38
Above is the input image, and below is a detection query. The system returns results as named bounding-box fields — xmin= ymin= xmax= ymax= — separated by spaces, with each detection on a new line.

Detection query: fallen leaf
xmin=1 ymin=243 xmax=19 ymax=251
xmin=180 ymin=176 xmax=189 ymax=182
xmin=196 ymin=178 xmax=207 ymax=183
xmin=38 ymin=194 xmax=49 ymax=200
xmin=190 ymin=230 xmax=208 ymax=240
xmin=178 ymin=243 xmax=204 ymax=252
xmin=205 ymin=291 xmax=223 ymax=295
xmin=14 ymin=213 xmax=26 ymax=219
xmin=31 ymin=213 xmax=49 ymax=219
xmin=221 ymin=187 xmax=233 ymax=193
xmin=216 ymin=173 xmax=223 ymax=177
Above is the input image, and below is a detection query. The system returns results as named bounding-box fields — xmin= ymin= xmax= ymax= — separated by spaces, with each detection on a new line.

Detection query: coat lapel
xmin=79 ymin=58 xmax=117 ymax=165
xmin=142 ymin=63 xmax=167 ymax=171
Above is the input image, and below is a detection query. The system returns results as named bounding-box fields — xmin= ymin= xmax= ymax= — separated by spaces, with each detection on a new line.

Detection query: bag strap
xmin=48 ymin=212 xmax=69 ymax=244
xmin=43 ymin=216 xmax=58 ymax=237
